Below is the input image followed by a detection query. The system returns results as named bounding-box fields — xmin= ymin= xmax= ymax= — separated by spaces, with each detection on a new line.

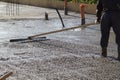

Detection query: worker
xmin=96 ymin=0 xmax=120 ymax=61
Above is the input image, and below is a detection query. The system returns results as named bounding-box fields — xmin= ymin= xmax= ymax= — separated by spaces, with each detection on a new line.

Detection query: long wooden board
xmin=0 ymin=72 xmax=13 ymax=80
xmin=28 ymin=22 xmax=97 ymax=39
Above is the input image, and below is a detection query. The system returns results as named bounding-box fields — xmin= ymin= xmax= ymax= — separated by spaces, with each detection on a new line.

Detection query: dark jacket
xmin=96 ymin=0 xmax=120 ymax=20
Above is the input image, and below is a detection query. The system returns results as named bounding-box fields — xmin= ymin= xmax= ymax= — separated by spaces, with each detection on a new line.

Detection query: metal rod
xmin=56 ymin=8 xmax=65 ymax=28
xmin=17 ymin=0 xmax=20 ymax=15
xmin=13 ymin=0 xmax=14 ymax=16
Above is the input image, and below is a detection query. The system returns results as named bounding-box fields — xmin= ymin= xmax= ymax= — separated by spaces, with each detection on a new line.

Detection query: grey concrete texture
xmin=0 ymin=1 xmax=120 ymax=80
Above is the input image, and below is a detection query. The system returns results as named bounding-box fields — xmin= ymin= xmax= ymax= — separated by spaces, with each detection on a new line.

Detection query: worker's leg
xmin=112 ymin=26 xmax=120 ymax=61
xmin=118 ymin=47 xmax=120 ymax=61
xmin=100 ymin=13 xmax=111 ymax=57
xmin=111 ymin=12 xmax=120 ymax=61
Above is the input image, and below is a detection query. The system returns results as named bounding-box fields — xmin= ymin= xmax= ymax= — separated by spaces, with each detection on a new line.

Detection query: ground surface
xmin=0 ymin=1 xmax=120 ymax=80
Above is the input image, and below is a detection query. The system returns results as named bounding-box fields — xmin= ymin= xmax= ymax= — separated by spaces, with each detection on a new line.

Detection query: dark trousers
xmin=100 ymin=12 xmax=120 ymax=48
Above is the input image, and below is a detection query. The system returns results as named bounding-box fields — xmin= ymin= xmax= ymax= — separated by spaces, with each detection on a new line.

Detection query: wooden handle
xmin=28 ymin=23 xmax=97 ymax=39
xmin=0 ymin=72 xmax=13 ymax=80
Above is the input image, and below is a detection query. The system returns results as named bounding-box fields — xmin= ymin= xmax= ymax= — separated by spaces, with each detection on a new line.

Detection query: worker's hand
xmin=95 ymin=18 xmax=101 ymax=24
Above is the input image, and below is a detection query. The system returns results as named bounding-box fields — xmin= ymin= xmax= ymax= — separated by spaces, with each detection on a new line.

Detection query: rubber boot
xmin=101 ymin=47 xmax=107 ymax=57
xmin=118 ymin=47 xmax=120 ymax=61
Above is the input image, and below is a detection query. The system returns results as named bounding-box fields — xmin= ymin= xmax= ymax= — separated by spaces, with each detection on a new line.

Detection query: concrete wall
xmin=1 ymin=0 xmax=96 ymax=14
